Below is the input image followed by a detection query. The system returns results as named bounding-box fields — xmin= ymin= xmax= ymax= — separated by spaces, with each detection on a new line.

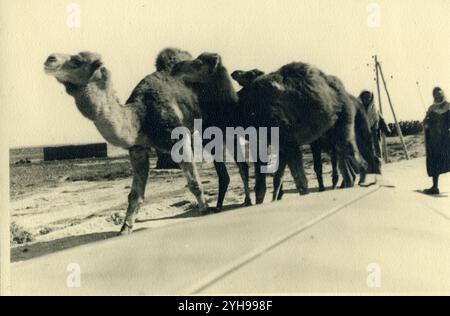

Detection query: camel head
xmin=171 ymin=53 xmax=224 ymax=84
xmin=44 ymin=51 xmax=106 ymax=88
xmin=171 ymin=52 xmax=238 ymax=104
xmin=231 ymin=69 xmax=265 ymax=87
xmin=155 ymin=48 xmax=192 ymax=72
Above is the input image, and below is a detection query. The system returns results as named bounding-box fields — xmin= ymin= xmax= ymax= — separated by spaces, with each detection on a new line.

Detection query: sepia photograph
xmin=0 ymin=0 xmax=449 ymax=298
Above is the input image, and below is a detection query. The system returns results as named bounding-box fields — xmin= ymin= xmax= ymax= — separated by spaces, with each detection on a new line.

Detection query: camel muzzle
xmin=44 ymin=53 xmax=70 ymax=73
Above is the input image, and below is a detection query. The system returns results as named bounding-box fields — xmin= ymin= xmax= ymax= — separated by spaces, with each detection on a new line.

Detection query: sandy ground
xmin=10 ymin=135 xmax=426 ymax=262
xmin=10 ymin=157 xmax=450 ymax=295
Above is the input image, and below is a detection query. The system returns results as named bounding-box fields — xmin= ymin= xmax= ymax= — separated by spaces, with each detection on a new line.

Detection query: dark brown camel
xmin=154 ymin=49 xmax=192 ymax=169
xmin=232 ymin=69 xmax=340 ymax=195
xmin=233 ymin=62 xmax=381 ymax=203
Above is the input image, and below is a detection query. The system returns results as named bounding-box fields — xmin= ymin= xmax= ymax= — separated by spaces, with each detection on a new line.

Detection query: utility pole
xmin=375 ymin=58 xmax=410 ymax=160
xmin=374 ymin=55 xmax=389 ymax=163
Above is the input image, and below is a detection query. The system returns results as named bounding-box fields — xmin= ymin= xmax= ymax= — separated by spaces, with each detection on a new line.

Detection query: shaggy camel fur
xmin=44 ymin=49 xmax=249 ymax=234
xmin=233 ymin=63 xmax=380 ymax=203
xmin=170 ymin=53 xmax=253 ymax=207
xmin=153 ymin=49 xmax=193 ymax=169
xmin=232 ymin=69 xmax=339 ymax=194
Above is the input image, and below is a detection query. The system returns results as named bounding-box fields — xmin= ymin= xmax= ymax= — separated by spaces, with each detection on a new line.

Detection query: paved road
xmin=11 ymin=158 xmax=450 ymax=295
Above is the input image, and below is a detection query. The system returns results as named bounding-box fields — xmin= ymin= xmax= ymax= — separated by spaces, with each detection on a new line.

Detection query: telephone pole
xmin=374 ymin=56 xmax=389 ymax=163
xmin=374 ymin=56 xmax=410 ymax=160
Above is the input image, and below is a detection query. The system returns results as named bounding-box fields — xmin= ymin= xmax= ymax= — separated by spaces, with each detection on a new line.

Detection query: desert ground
xmin=10 ymin=135 xmax=425 ymax=262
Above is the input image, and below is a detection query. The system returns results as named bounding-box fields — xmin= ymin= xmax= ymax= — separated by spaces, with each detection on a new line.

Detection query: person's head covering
xmin=433 ymin=87 xmax=443 ymax=94
xmin=430 ymin=87 xmax=448 ymax=111
xmin=359 ymin=90 xmax=374 ymax=108
xmin=432 ymin=87 xmax=446 ymax=104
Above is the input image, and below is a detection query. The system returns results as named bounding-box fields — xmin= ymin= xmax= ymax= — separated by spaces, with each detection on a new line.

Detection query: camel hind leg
xmin=254 ymin=162 xmax=267 ymax=204
xmin=273 ymin=155 xmax=287 ymax=201
xmin=355 ymin=111 xmax=382 ymax=185
xmin=179 ymin=161 xmax=209 ymax=214
xmin=334 ymin=105 xmax=368 ymax=188
xmin=311 ymin=141 xmax=326 ymax=192
xmin=121 ymin=147 xmax=149 ymax=235
xmin=331 ymin=149 xmax=339 ymax=189
xmin=236 ymin=162 xmax=252 ymax=206
xmin=286 ymin=145 xmax=309 ymax=195
xmin=336 ymin=141 xmax=361 ymax=188
xmin=213 ymin=161 xmax=230 ymax=210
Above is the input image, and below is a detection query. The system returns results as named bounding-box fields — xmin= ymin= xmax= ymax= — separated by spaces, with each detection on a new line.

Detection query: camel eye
xmin=70 ymin=58 xmax=82 ymax=68
xmin=192 ymin=60 xmax=203 ymax=69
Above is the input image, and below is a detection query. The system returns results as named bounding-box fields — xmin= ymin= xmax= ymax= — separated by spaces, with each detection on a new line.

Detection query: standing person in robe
xmin=423 ymin=87 xmax=450 ymax=195
xmin=359 ymin=90 xmax=391 ymax=159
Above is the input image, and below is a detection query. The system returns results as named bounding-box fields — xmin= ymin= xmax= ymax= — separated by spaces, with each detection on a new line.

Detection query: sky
xmin=1 ymin=0 xmax=450 ymax=148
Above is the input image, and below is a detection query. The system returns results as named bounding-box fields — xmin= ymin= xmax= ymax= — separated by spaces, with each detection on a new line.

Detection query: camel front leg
xmin=179 ymin=161 xmax=209 ymax=214
xmin=120 ymin=147 xmax=149 ymax=235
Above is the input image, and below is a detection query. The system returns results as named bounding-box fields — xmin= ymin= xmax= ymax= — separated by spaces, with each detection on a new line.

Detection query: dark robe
xmin=362 ymin=99 xmax=390 ymax=159
xmin=424 ymin=102 xmax=450 ymax=177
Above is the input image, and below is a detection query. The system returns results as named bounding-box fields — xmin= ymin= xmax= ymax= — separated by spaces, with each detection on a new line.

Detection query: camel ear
xmin=252 ymin=69 xmax=265 ymax=78
xmin=231 ymin=70 xmax=243 ymax=81
xmin=199 ymin=53 xmax=221 ymax=72
xmin=89 ymin=60 xmax=107 ymax=82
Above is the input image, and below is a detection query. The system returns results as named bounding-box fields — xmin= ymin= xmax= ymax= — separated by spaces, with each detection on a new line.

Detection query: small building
xmin=43 ymin=143 xmax=107 ymax=161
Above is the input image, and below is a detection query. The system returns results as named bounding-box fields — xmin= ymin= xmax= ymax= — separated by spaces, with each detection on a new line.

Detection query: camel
xmin=232 ymin=69 xmax=339 ymax=194
xmin=230 ymin=63 xmax=381 ymax=203
xmin=170 ymin=53 xmax=254 ymax=207
xmin=44 ymin=49 xmax=249 ymax=234
xmin=154 ymin=49 xmax=192 ymax=169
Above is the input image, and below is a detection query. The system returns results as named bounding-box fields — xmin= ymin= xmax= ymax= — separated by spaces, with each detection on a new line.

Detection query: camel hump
xmin=127 ymin=73 xmax=195 ymax=107
xmin=325 ymin=75 xmax=345 ymax=90
xmin=253 ymin=62 xmax=333 ymax=99
xmin=155 ymin=48 xmax=193 ymax=72
xmin=277 ymin=62 xmax=322 ymax=81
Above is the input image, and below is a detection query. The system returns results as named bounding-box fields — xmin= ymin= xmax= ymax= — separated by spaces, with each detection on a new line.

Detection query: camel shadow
xmin=12 ymin=203 xmax=247 ymax=262
xmin=11 ymin=231 xmax=119 ymax=263
xmin=414 ymin=190 xmax=449 ymax=198
xmin=135 ymin=203 xmax=246 ymax=223
xmin=282 ymin=187 xmax=326 ymax=195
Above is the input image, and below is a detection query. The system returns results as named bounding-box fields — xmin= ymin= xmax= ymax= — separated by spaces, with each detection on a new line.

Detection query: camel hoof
xmin=203 ymin=207 xmax=220 ymax=215
xmin=319 ymin=187 xmax=326 ymax=192
xmin=332 ymin=178 xmax=339 ymax=189
xmin=243 ymin=198 xmax=252 ymax=207
xmin=340 ymin=181 xmax=354 ymax=189
xmin=300 ymin=189 xmax=309 ymax=195
xmin=119 ymin=223 xmax=133 ymax=236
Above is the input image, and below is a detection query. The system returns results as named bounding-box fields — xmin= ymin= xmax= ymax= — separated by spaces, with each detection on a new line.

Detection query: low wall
xmin=43 ymin=143 xmax=107 ymax=161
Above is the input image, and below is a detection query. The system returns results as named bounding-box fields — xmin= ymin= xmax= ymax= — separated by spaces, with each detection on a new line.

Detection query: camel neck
xmin=69 ymin=80 xmax=142 ymax=149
